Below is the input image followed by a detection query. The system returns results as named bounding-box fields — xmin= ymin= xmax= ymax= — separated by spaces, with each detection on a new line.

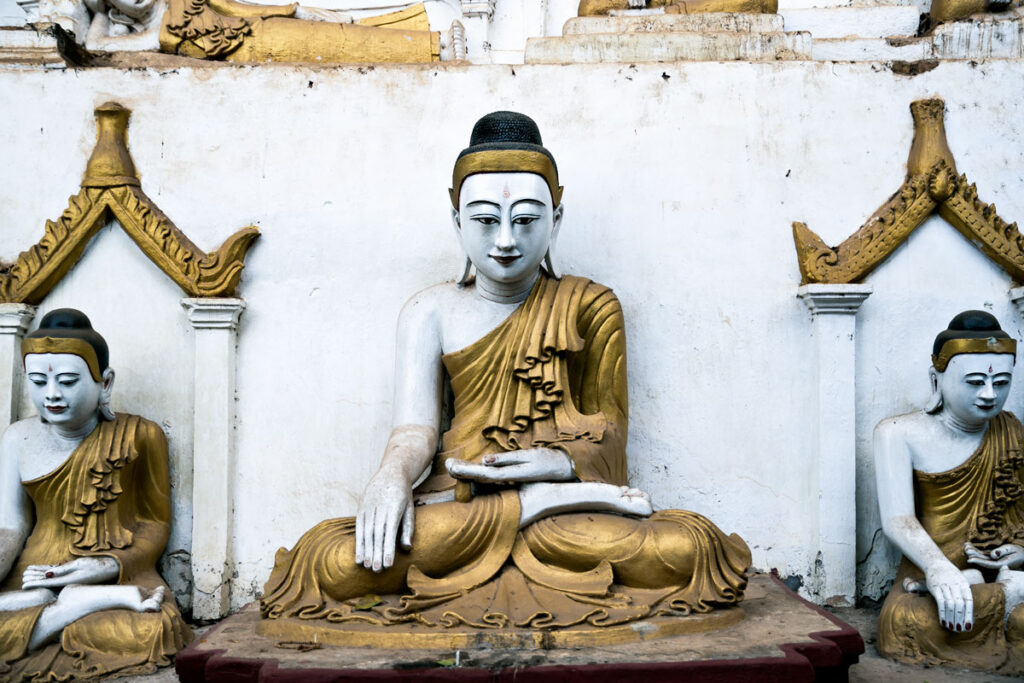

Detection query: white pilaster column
xmin=461 ymin=0 xmax=495 ymax=62
xmin=182 ymin=297 xmax=245 ymax=620
xmin=0 ymin=303 xmax=37 ymax=432
xmin=797 ymin=283 xmax=872 ymax=606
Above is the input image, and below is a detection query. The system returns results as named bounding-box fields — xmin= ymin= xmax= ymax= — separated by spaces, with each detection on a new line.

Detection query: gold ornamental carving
xmin=0 ymin=103 xmax=259 ymax=304
xmin=792 ymin=99 xmax=1024 ymax=285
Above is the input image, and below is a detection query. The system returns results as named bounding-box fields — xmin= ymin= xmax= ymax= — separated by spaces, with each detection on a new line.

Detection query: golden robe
xmin=262 ymin=274 xmax=750 ymax=629
xmin=0 ymin=415 xmax=191 ymax=680
xmin=878 ymin=411 xmax=1024 ymax=674
xmin=158 ymin=0 xmax=440 ymax=63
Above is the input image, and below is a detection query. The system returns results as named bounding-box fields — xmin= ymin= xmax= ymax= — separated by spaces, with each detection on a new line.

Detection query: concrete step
xmin=780 ymin=6 xmax=920 ymax=39
xmin=563 ymin=12 xmax=784 ymax=35
xmin=526 ymin=30 xmax=811 ymax=62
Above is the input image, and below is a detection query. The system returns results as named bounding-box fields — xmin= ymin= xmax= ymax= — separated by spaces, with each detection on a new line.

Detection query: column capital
xmin=1008 ymin=286 xmax=1024 ymax=316
xmin=797 ymin=284 xmax=873 ymax=316
xmin=181 ymin=298 xmax=245 ymax=330
xmin=461 ymin=0 xmax=495 ymax=19
xmin=0 ymin=303 xmax=38 ymax=336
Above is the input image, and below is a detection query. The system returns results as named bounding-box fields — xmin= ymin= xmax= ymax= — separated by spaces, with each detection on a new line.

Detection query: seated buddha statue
xmin=261 ymin=111 xmax=750 ymax=632
xmin=577 ymin=0 xmax=777 ymax=18
xmin=0 ymin=309 xmax=190 ymax=679
xmin=875 ymin=311 xmax=1024 ymax=674
xmin=82 ymin=0 xmax=465 ymax=62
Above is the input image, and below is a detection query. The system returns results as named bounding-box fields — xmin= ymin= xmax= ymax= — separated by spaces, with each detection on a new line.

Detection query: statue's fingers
xmin=482 ymin=452 xmax=526 ymax=467
xmin=400 ymin=503 xmax=414 ymax=551
xmin=965 ymin=595 xmax=974 ymax=631
xmin=354 ymin=510 xmax=366 ymax=564
xmin=361 ymin=508 xmax=376 ymax=569
xmin=967 ymin=557 xmax=999 ymax=569
xmin=381 ymin=507 xmax=400 ymax=569
xmin=372 ymin=507 xmax=389 ymax=571
xmin=952 ymin=591 xmax=967 ymax=631
xmin=938 ymin=585 xmax=954 ymax=629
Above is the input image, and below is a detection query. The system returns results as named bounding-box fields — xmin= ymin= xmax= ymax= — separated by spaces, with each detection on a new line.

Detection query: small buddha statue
xmin=577 ymin=0 xmax=777 ymax=18
xmin=261 ymin=111 xmax=750 ymax=633
xmin=0 ymin=309 xmax=190 ymax=680
xmin=875 ymin=310 xmax=1024 ymax=673
xmin=81 ymin=0 xmax=466 ymax=62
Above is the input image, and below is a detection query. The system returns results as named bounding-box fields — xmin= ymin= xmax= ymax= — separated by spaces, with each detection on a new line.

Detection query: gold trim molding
xmin=0 ymin=103 xmax=259 ymax=304
xmin=792 ymin=99 xmax=1024 ymax=285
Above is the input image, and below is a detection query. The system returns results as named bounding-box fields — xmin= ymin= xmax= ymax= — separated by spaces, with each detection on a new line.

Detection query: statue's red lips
xmin=45 ymin=405 xmax=66 ymax=413
xmin=491 ymin=255 xmax=521 ymax=265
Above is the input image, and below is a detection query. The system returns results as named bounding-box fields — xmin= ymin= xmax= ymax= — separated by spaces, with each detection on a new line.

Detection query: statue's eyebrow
xmin=510 ymin=198 xmax=544 ymax=210
xmin=466 ymin=200 xmax=500 ymax=209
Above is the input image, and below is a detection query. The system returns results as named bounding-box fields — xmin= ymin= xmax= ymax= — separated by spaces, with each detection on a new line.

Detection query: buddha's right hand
xmin=925 ymin=561 xmax=974 ymax=633
xmin=355 ymin=467 xmax=414 ymax=572
xmin=22 ymin=557 xmax=119 ymax=589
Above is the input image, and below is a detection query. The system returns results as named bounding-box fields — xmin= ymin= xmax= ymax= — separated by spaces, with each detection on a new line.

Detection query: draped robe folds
xmin=878 ymin=412 xmax=1024 ymax=673
xmin=261 ymin=274 xmax=751 ymax=629
xmin=0 ymin=415 xmax=191 ymax=680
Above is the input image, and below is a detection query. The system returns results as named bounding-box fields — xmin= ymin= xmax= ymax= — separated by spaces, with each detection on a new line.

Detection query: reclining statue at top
xmin=80 ymin=0 xmax=465 ymax=62
xmin=875 ymin=310 xmax=1024 ymax=673
xmin=0 ymin=309 xmax=190 ymax=680
xmin=261 ymin=111 xmax=750 ymax=631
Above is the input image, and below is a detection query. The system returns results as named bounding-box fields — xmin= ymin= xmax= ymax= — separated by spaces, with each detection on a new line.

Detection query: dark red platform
xmin=176 ymin=572 xmax=863 ymax=683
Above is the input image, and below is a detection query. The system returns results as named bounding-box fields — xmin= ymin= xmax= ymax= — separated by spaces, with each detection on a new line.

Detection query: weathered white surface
xmin=931 ymin=11 xmax=1024 ymax=59
xmin=0 ymin=305 xmax=36 ymax=432
xmin=798 ymin=284 xmax=872 ymax=606
xmin=0 ymin=0 xmax=26 ymax=27
xmin=811 ymin=35 xmax=930 ymax=59
xmin=563 ymin=13 xmax=785 ymax=34
xmin=781 ymin=5 xmax=919 ymax=38
xmin=183 ymin=299 xmax=245 ymax=620
xmin=526 ymin=30 xmax=811 ymax=62
xmin=1 ymin=61 xmax=1024 ymax=607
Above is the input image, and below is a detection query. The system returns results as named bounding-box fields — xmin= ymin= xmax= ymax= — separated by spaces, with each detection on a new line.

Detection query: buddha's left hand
xmin=22 ymin=557 xmax=120 ymax=589
xmin=966 ymin=542 xmax=1024 ymax=570
xmin=446 ymin=448 xmax=575 ymax=484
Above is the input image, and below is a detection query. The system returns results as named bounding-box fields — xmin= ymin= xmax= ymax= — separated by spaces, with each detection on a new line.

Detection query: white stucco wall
xmin=1 ymin=59 xmax=1023 ymax=609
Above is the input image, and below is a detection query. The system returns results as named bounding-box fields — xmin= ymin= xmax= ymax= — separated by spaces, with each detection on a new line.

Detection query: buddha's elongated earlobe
xmin=542 ymin=248 xmax=560 ymax=280
xmin=925 ymin=367 xmax=943 ymax=414
xmin=457 ymin=256 xmax=473 ymax=285
xmin=99 ymin=367 xmax=116 ymax=421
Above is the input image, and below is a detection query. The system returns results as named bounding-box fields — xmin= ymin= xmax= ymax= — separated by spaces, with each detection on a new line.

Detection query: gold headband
xmin=22 ymin=337 xmax=103 ymax=382
xmin=932 ymin=337 xmax=1017 ymax=372
xmin=450 ymin=150 xmax=564 ymax=209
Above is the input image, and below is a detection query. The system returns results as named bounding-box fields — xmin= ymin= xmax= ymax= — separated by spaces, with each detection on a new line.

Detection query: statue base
xmin=176 ymin=573 xmax=864 ymax=681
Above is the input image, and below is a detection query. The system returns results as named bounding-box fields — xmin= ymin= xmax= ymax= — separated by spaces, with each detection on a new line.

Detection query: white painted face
xmin=24 ymin=353 xmax=103 ymax=430
xmin=938 ymin=353 xmax=1014 ymax=425
xmin=454 ymin=172 xmax=562 ymax=285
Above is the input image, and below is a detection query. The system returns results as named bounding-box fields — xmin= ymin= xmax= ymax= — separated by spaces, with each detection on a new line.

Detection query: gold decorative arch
xmin=0 ymin=102 xmax=259 ymax=304
xmin=792 ymin=98 xmax=1024 ymax=285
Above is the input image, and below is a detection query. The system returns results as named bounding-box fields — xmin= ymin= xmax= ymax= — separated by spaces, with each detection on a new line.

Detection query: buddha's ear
xmin=99 ymin=367 xmax=116 ymax=421
xmin=451 ymin=208 xmax=473 ymax=285
xmin=925 ymin=366 xmax=943 ymax=414
xmin=551 ymin=203 xmax=564 ymax=245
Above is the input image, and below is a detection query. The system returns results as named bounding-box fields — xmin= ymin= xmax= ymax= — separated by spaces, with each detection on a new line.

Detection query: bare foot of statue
xmin=0 ymin=588 xmax=57 ymax=612
xmin=518 ymin=481 xmax=654 ymax=527
xmin=440 ymin=20 xmax=466 ymax=61
xmin=29 ymin=585 xmax=165 ymax=651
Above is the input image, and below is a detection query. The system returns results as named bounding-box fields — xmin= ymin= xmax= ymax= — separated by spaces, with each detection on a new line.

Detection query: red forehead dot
xmin=503 ymin=187 xmax=511 ymax=198
xmin=48 ymin=364 xmax=52 ymax=372
xmin=990 ymin=365 xmax=994 ymax=373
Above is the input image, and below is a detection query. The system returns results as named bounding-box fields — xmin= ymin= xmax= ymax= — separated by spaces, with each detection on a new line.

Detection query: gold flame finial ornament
xmin=793 ymin=98 xmax=1024 ymax=285
xmin=0 ymin=103 xmax=259 ymax=304
xmin=82 ymin=103 xmax=140 ymax=188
